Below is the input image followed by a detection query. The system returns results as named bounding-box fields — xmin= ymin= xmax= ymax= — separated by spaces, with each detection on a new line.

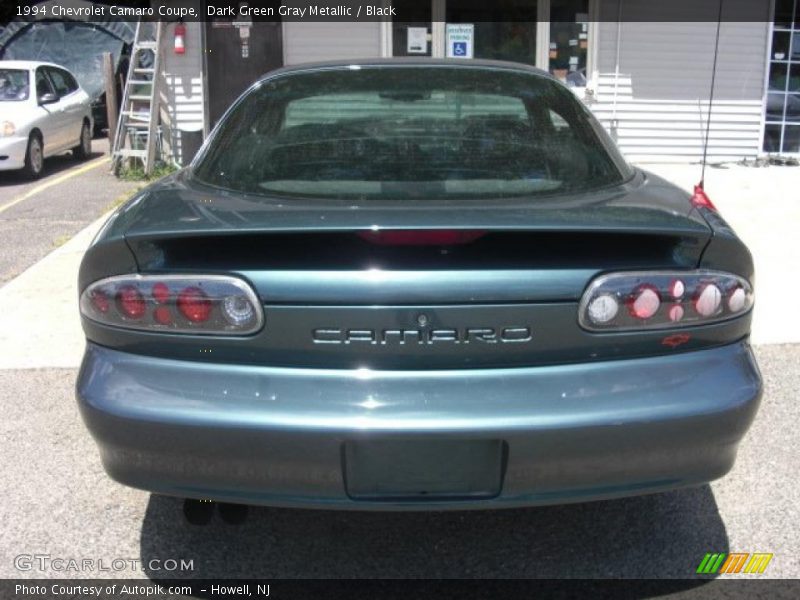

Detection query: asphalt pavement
xmin=0 ymin=139 xmax=138 ymax=286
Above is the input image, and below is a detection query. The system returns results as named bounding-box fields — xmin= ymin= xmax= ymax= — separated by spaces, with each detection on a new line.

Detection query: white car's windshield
xmin=0 ymin=69 xmax=30 ymax=102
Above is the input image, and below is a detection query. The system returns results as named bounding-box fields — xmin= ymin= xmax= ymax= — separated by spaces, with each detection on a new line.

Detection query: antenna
xmin=699 ymin=0 xmax=725 ymax=189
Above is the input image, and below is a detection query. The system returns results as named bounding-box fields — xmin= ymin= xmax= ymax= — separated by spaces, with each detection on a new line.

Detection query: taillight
xmin=694 ymin=283 xmax=723 ymax=317
xmin=690 ymin=184 xmax=717 ymax=211
xmin=116 ymin=285 xmax=146 ymax=319
xmin=80 ymin=275 xmax=263 ymax=335
xmin=579 ymin=270 xmax=753 ymax=331
xmin=89 ymin=289 xmax=110 ymax=314
xmin=356 ymin=229 xmax=486 ymax=245
xmin=177 ymin=286 xmax=213 ymax=323
xmin=627 ymin=285 xmax=660 ymax=319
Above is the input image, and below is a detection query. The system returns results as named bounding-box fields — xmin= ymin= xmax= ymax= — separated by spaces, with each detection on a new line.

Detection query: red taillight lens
xmin=694 ymin=283 xmax=722 ymax=317
xmin=90 ymin=289 xmax=110 ymax=314
xmin=80 ymin=275 xmax=263 ymax=335
xmin=627 ymin=285 xmax=661 ymax=320
xmin=579 ymin=270 xmax=753 ymax=332
xmin=356 ymin=229 xmax=486 ymax=246
xmin=177 ymin=286 xmax=212 ymax=322
xmin=690 ymin=184 xmax=716 ymax=211
xmin=153 ymin=306 xmax=173 ymax=325
xmin=152 ymin=282 xmax=170 ymax=304
xmin=668 ymin=279 xmax=685 ymax=300
xmin=116 ymin=285 xmax=146 ymax=319
xmin=668 ymin=304 xmax=685 ymax=322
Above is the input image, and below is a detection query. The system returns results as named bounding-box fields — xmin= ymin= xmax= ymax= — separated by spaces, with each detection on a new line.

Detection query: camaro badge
xmin=312 ymin=327 xmax=532 ymax=345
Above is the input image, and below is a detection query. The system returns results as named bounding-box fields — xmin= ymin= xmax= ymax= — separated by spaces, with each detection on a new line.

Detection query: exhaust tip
xmin=182 ymin=499 xmax=215 ymax=526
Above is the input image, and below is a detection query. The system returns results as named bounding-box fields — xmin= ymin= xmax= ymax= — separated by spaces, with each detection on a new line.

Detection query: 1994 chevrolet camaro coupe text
xmin=76 ymin=59 xmax=762 ymax=510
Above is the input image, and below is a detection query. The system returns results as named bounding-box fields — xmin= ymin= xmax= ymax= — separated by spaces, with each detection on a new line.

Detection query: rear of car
xmin=76 ymin=60 xmax=761 ymax=509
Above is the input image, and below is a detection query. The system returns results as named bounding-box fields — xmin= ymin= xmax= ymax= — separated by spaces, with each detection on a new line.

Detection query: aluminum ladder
xmin=111 ymin=21 xmax=164 ymax=175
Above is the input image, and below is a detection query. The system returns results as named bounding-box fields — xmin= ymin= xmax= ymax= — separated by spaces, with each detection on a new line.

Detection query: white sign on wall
xmin=446 ymin=23 xmax=474 ymax=59
xmin=407 ymin=27 xmax=428 ymax=54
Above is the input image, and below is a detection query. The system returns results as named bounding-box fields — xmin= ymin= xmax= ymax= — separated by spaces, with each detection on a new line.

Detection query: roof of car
xmin=258 ymin=57 xmax=556 ymax=83
xmin=0 ymin=60 xmax=67 ymax=71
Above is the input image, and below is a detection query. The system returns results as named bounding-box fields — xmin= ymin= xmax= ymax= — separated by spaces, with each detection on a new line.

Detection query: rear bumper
xmin=76 ymin=341 xmax=762 ymax=510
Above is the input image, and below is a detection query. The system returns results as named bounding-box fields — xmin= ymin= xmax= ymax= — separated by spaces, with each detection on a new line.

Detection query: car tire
xmin=73 ymin=121 xmax=92 ymax=160
xmin=22 ymin=133 xmax=44 ymax=179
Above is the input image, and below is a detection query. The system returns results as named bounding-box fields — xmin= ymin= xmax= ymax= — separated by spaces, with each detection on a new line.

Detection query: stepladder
xmin=111 ymin=20 xmax=164 ymax=175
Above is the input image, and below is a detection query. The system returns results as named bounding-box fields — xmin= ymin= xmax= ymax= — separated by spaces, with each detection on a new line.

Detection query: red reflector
xmin=177 ymin=286 xmax=212 ymax=322
xmin=152 ymin=282 xmax=170 ymax=304
xmin=690 ymin=184 xmax=716 ymax=210
xmin=116 ymin=285 xmax=146 ymax=319
xmin=356 ymin=230 xmax=486 ymax=246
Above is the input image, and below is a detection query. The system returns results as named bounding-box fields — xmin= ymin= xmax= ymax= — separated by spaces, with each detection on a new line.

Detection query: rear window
xmin=194 ymin=66 xmax=631 ymax=201
xmin=0 ymin=69 xmax=30 ymax=101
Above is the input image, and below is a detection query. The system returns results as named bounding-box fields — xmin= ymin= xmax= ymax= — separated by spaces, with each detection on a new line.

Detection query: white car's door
xmin=33 ymin=67 xmax=66 ymax=152
xmin=46 ymin=67 xmax=85 ymax=147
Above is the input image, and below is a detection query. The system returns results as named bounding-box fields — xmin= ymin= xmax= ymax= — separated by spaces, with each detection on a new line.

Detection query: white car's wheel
xmin=73 ymin=121 xmax=92 ymax=160
xmin=23 ymin=134 xmax=44 ymax=179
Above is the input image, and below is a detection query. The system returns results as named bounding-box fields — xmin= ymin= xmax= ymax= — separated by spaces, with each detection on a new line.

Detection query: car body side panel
xmin=697 ymin=206 xmax=755 ymax=283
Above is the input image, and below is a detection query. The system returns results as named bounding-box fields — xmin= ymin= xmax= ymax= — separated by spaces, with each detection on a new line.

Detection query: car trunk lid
xmin=95 ymin=169 xmax=726 ymax=369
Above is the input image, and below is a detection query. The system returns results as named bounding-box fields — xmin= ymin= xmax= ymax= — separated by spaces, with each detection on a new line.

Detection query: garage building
xmin=156 ymin=0 xmax=795 ymax=165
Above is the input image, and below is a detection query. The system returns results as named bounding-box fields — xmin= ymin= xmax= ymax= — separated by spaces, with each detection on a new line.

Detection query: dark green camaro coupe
xmin=76 ymin=59 xmax=761 ymax=511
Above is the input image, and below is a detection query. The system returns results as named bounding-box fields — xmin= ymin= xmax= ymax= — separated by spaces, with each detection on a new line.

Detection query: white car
xmin=0 ymin=60 xmax=93 ymax=178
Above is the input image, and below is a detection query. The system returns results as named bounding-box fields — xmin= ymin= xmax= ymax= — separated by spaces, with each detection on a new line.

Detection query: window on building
xmin=445 ymin=1 xmax=538 ymax=65
xmin=549 ymin=0 xmax=590 ymax=87
xmin=765 ymin=0 xmax=800 ymax=153
xmin=393 ymin=0 xmax=433 ymax=57
xmin=387 ymin=1 xmax=593 ymax=91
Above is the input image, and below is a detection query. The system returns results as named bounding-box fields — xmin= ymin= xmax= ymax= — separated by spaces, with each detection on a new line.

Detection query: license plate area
xmin=343 ymin=439 xmax=506 ymax=501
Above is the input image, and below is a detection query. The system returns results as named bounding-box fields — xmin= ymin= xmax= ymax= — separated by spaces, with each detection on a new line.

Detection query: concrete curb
xmin=0 ymin=212 xmax=110 ymax=370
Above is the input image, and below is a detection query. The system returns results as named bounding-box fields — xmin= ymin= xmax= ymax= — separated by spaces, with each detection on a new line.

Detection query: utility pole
xmin=102 ymin=52 xmax=118 ymax=149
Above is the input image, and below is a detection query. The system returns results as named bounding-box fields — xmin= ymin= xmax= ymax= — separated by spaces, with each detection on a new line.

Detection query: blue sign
xmin=446 ymin=23 xmax=474 ymax=58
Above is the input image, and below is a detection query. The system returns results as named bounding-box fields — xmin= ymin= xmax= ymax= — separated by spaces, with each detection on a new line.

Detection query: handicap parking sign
xmin=446 ymin=23 xmax=474 ymax=59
